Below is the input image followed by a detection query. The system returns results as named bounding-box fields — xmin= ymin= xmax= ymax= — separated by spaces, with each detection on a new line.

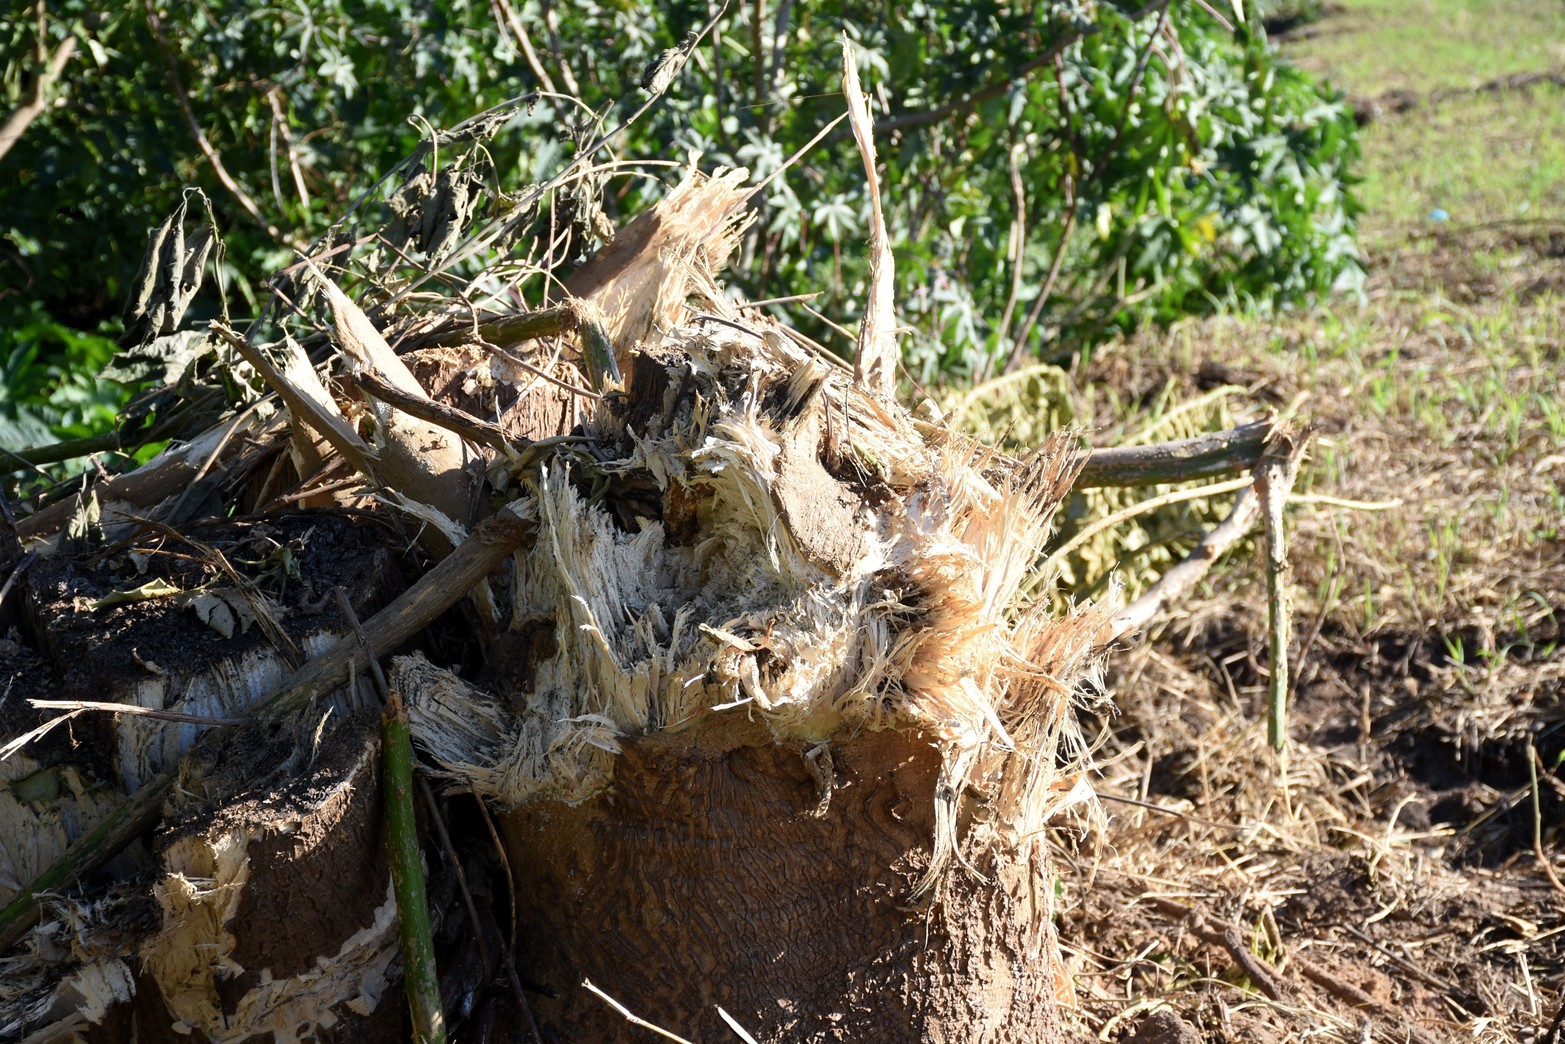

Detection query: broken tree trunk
xmin=2 ymin=95 xmax=1301 ymax=1038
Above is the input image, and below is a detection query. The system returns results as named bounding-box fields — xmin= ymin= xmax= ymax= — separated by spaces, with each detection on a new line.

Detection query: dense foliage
xmin=2 ymin=0 xmax=1360 ymax=452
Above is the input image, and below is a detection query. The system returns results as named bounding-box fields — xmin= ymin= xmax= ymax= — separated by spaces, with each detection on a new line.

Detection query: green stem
xmin=383 ymin=692 xmax=447 ymax=1044
xmin=0 ymin=770 xmax=175 ymax=953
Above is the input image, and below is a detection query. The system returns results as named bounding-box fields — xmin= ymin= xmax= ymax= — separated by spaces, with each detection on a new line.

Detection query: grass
xmin=1356 ymin=84 xmax=1565 ymax=237
xmin=1285 ymin=0 xmax=1565 ymax=96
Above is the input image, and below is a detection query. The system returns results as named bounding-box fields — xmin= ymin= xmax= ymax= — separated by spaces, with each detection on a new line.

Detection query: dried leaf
xmin=89 ymin=577 xmax=183 ymax=611
xmin=182 ymin=589 xmax=257 ymax=639
xmin=639 ymin=43 xmax=690 ymax=96
xmin=101 ymin=329 xmax=215 ymax=387
xmin=414 ymin=164 xmax=485 ymax=264
xmin=62 ymin=486 xmax=103 ymax=553
xmin=10 ymin=765 xmax=62 ymax=803
xmin=120 ymin=209 xmax=176 ymax=345
xmin=118 ymin=190 xmax=221 ymax=348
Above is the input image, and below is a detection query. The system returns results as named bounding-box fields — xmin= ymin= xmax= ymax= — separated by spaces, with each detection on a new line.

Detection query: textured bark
xmin=502 ymin=717 xmax=1068 ymax=1043
xmin=75 ymin=717 xmax=406 ymax=1044
xmin=0 ymin=514 xmax=411 ymax=1040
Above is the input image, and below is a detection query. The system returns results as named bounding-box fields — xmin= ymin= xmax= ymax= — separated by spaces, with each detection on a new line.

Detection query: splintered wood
xmin=4 ymin=121 xmax=1291 ymax=1036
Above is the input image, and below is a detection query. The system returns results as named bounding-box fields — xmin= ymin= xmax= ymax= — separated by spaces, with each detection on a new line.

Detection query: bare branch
xmin=0 ymin=32 xmax=75 ymax=164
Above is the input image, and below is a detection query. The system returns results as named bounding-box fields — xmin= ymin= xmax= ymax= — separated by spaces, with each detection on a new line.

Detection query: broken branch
xmin=0 ymin=28 xmax=75 ymax=163
xmin=1256 ymin=433 xmax=1304 ymax=750
xmin=1112 ymin=485 xmax=1261 ymax=639
xmin=0 ymin=771 xmax=176 ymax=954
xmin=265 ymin=502 xmax=535 ymax=718
xmin=355 ymin=370 xmax=516 ymax=455
xmin=1077 ymin=419 xmax=1272 ymax=488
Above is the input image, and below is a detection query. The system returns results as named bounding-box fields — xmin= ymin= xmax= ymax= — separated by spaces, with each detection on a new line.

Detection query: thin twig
xmin=467 ymin=787 xmax=520 ymax=963
xmin=1097 ymin=791 xmax=1255 ymax=833
xmin=417 ymin=778 xmax=493 ymax=980
xmin=994 ymin=142 xmax=1028 ymax=361
xmin=492 ymin=0 xmax=557 ymax=95
xmin=1337 ymin=924 xmax=1462 ymax=997
xmin=3 ymin=416 xmax=188 ymax=473
xmin=1046 ymin=475 xmax=1253 ymax=577
xmin=1219 ymin=923 xmax=1290 ymax=1002
xmin=1007 ymin=2 xmax=1171 ymax=370
xmin=1286 ymin=493 xmax=1400 ymax=511
xmin=1529 ymin=742 xmax=1565 ymax=895
xmin=1113 ymin=485 xmax=1261 ymax=639
xmin=474 ymin=339 xmax=602 ymax=401
xmin=27 ymin=700 xmax=247 ymax=727
xmin=871 ymin=0 xmax=1166 ymax=137
xmin=1008 ymin=164 xmax=1075 ymax=369
xmin=1543 ymin=995 xmax=1565 ymax=1044
xmin=740 ymin=111 xmax=850 ymax=204
xmin=0 ymin=550 xmax=37 ymax=610
xmin=265 ymin=87 xmax=310 ymax=212
xmin=267 ymin=504 xmax=535 ymax=718
xmin=425 ymin=1 xmax=733 ymax=284
xmin=745 ymin=291 xmax=822 ymax=308
xmin=583 ymin=979 xmax=695 ymax=1044
xmin=479 ymin=896 xmax=545 ymax=1041
xmin=1144 ymin=895 xmax=1446 ymax=1044
xmin=716 ymin=1007 xmax=763 ymax=1043
xmin=355 ymin=371 xmax=518 ymax=455
xmin=448 ymin=803 xmax=544 ymax=1039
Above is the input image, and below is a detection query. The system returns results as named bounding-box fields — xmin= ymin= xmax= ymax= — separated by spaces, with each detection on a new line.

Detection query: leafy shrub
xmin=1 ymin=0 xmax=1360 ymax=448
xmin=0 ymin=302 xmax=123 ymax=459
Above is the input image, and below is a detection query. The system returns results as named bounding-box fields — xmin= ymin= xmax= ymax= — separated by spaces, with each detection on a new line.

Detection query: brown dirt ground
xmin=1051 ymin=226 xmax=1564 ymax=1042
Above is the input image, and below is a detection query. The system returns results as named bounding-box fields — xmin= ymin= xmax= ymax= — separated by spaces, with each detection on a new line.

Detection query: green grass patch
xmin=1356 ymin=84 xmax=1565 ymax=237
xmin=1285 ymin=0 xmax=1565 ymax=96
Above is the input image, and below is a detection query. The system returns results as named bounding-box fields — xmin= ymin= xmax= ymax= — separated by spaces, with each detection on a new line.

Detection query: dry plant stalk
xmin=841 ymin=36 xmax=897 ymax=397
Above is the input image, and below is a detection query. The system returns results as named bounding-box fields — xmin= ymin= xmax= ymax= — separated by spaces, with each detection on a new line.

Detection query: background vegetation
xmin=1 ymin=0 xmax=1360 ymax=459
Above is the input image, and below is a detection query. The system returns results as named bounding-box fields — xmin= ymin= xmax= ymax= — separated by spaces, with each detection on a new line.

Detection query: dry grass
xmin=1024 ymin=238 xmax=1565 ymax=1040
xmin=992 ymin=6 xmax=1565 ymax=1027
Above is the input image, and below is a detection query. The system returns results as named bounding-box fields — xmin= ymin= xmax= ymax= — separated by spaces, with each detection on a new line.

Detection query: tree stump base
xmin=503 ymin=716 xmax=1067 ymax=1043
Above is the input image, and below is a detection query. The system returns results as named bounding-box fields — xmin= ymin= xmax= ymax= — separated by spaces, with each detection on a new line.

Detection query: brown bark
xmin=503 ymin=717 xmax=1069 ymax=1043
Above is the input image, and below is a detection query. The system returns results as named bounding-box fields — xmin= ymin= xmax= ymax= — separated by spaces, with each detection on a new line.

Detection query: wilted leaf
xmin=89 ymin=577 xmax=183 ymax=611
xmin=101 ymin=330 xmax=216 ymax=387
xmin=185 ymin=591 xmax=239 ymax=638
xmin=118 ymin=191 xmax=220 ymax=349
xmin=414 ymin=163 xmax=486 ymax=264
xmin=9 ymin=766 xmax=62 ymax=803
xmin=63 ymin=487 xmax=103 ymax=553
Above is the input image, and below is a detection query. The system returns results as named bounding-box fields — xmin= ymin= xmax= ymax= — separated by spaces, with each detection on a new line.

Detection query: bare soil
xmin=1055 ymin=227 xmax=1564 ymax=1042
